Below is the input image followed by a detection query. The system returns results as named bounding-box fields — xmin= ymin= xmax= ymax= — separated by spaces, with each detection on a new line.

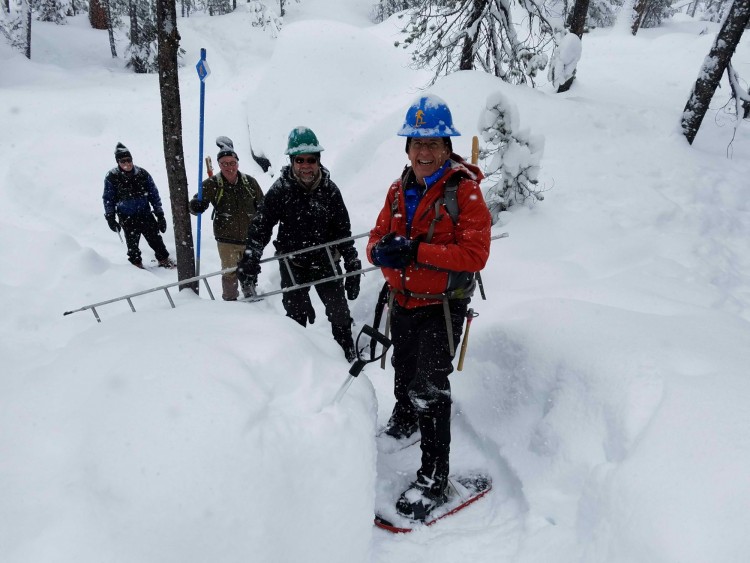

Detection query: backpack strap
xmin=442 ymin=174 xmax=461 ymax=224
xmin=211 ymin=174 xmax=257 ymax=220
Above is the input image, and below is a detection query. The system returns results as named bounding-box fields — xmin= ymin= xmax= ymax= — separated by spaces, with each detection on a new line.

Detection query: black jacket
xmin=103 ymin=166 xmax=163 ymax=217
xmin=245 ymin=165 xmax=357 ymax=270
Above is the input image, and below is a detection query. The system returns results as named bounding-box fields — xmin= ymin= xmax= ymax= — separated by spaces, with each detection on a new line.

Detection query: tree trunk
xmin=557 ymin=0 xmax=590 ymax=93
xmin=3 ymin=0 xmax=10 ymax=14
xmin=631 ymin=0 xmax=649 ymax=35
xmin=687 ymin=0 xmax=697 ymax=18
xmin=89 ymin=0 xmax=108 ymax=29
xmin=25 ymin=2 xmax=31 ymax=59
xmin=156 ymin=0 xmax=197 ymax=292
xmin=459 ymin=0 xmax=487 ymax=71
xmin=104 ymin=0 xmax=117 ymax=57
xmin=567 ymin=0 xmax=590 ymax=36
xmin=681 ymin=0 xmax=750 ymax=144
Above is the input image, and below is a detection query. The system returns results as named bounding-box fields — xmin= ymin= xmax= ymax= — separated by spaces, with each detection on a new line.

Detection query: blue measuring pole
xmin=195 ymin=48 xmax=210 ymax=277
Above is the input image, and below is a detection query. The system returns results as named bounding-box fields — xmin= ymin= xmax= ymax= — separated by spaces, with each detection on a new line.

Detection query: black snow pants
xmin=120 ymin=212 xmax=169 ymax=265
xmin=278 ymin=260 xmax=354 ymax=356
xmin=390 ymin=299 xmax=468 ymax=493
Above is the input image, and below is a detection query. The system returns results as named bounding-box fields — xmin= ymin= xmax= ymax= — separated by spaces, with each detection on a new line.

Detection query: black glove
xmin=345 ymin=275 xmax=360 ymax=300
xmin=105 ymin=213 xmax=120 ymax=233
xmin=237 ymin=252 xmax=261 ymax=287
xmin=189 ymin=197 xmax=210 ymax=215
xmin=343 ymin=258 xmax=361 ymax=300
xmin=371 ymin=233 xmax=419 ymax=269
xmin=154 ymin=211 xmax=167 ymax=233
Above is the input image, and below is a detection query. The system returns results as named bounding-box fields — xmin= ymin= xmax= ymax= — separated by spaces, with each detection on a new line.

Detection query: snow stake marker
xmin=195 ymin=48 xmax=211 ymax=279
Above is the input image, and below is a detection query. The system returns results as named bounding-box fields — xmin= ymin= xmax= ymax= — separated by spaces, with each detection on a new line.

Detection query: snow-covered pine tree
xmin=127 ymin=0 xmax=157 ymax=73
xmin=478 ymin=91 xmax=545 ymax=223
xmin=373 ymin=0 xmax=413 ymax=22
xmin=396 ymin=0 xmax=556 ymax=86
xmin=631 ymin=0 xmax=676 ymax=34
xmin=587 ymin=0 xmax=623 ymax=27
xmin=63 ymin=0 xmax=87 ymax=16
xmin=703 ymin=0 xmax=729 ymax=22
xmin=247 ymin=0 xmax=282 ymax=36
xmin=206 ymin=0 xmax=230 ymax=16
xmin=0 ymin=0 xmax=29 ymax=53
xmin=34 ymin=0 xmax=67 ymax=23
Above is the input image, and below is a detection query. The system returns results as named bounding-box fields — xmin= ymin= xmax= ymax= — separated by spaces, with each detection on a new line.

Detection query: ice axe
xmin=457 ymin=308 xmax=478 ymax=372
xmin=332 ymin=324 xmax=392 ymax=404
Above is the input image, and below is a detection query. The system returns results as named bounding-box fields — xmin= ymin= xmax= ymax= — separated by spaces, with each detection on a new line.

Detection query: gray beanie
xmin=216 ymin=136 xmax=238 ymax=161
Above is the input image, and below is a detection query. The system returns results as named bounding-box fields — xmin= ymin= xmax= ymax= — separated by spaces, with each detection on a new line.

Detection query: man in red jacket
xmin=367 ymin=95 xmax=492 ymax=521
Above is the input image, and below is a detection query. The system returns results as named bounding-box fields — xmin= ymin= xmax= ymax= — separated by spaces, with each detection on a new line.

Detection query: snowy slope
xmin=1 ymin=4 xmax=750 ymax=563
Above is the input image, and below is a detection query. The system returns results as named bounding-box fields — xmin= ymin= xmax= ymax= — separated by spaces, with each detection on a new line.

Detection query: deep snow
xmin=1 ymin=3 xmax=749 ymax=563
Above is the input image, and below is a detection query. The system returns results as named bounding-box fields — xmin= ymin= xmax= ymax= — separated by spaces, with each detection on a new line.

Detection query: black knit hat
xmin=216 ymin=136 xmax=238 ymax=161
xmin=115 ymin=142 xmax=132 ymax=161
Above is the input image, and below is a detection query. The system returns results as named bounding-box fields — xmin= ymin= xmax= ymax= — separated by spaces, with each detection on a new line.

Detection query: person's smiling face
xmin=408 ymin=137 xmax=449 ymax=185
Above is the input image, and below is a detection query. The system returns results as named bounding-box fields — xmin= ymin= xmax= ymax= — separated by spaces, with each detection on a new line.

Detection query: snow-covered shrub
xmin=547 ymin=28 xmax=582 ymax=89
xmin=247 ymin=0 xmax=282 ymax=37
xmin=478 ymin=91 xmax=546 ymax=223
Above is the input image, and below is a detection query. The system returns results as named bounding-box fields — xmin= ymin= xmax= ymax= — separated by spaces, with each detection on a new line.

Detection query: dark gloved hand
xmin=154 ymin=211 xmax=167 ymax=233
xmin=345 ymin=275 xmax=360 ymax=300
xmin=237 ymin=252 xmax=261 ymax=288
xmin=343 ymin=258 xmax=361 ymax=300
xmin=189 ymin=197 xmax=210 ymax=215
xmin=371 ymin=233 xmax=419 ymax=269
xmin=105 ymin=213 xmax=120 ymax=233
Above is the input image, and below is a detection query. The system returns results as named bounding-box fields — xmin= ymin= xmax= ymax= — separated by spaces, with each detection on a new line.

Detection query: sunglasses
xmin=219 ymin=160 xmax=238 ymax=168
xmin=294 ymin=157 xmax=318 ymax=165
xmin=118 ymin=158 xmax=133 ymax=164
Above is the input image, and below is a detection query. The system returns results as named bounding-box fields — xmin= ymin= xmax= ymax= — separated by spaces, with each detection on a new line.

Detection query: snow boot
xmin=132 ymin=261 xmax=145 ymax=270
xmin=383 ymin=403 xmax=419 ymax=440
xmin=395 ymin=476 xmax=448 ymax=521
xmin=158 ymin=257 xmax=176 ymax=269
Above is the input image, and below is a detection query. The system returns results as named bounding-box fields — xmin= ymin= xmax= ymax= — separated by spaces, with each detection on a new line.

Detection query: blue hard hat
xmin=397 ymin=94 xmax=461 ymax=137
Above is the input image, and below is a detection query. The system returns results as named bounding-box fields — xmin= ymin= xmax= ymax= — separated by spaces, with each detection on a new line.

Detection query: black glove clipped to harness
xmin=154 ymin=211 xmax=167 ymax=233
xmin=344 ymin=258 xmax=361 ymax=300
xmin=105 ymin=213 xmax=120 ymax=233
xmin=237 ymin=251 xmax=261 ymax=287
xmin=189 ymin=197 xmax=210 ymax=215
xmin=371 ymin=233 xmax=419 ymax=269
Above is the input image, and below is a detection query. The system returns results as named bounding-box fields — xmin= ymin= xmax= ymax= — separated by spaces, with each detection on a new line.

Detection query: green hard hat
xmin=285 ymin=126 xmax=324 ymax=155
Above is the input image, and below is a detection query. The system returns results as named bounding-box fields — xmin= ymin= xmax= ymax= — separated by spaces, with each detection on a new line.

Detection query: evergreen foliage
xmin=478 ymin=91 xmax=545 ymax=222
xmin=248 ymin=0 xmax=282 ymax=36
xmin=126 ymin=0 xmax=158 ymax=73
xmin=372 ymin=0 xmax=414 ymax=22
xmin=0 ymin=0 xmax=30 ymax=53
xmin=206 ymin=0 xmax=231 ymax=16
xmin=638 ymin=0 xmax=677 ymax=29
xmin=396 ymin=0 xmax=557 ymax=86
xmin=34 ymin=0 xmax=67 ymax=23
xmin=587 ymin=0 xmax=622 ymax=27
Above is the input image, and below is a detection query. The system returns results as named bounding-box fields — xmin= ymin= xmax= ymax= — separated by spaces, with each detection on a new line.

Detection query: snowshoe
xmin=395 ymin=478 xmax=448 ymax=521
xmin=375 ymin=474 xmax=492 ymax=533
